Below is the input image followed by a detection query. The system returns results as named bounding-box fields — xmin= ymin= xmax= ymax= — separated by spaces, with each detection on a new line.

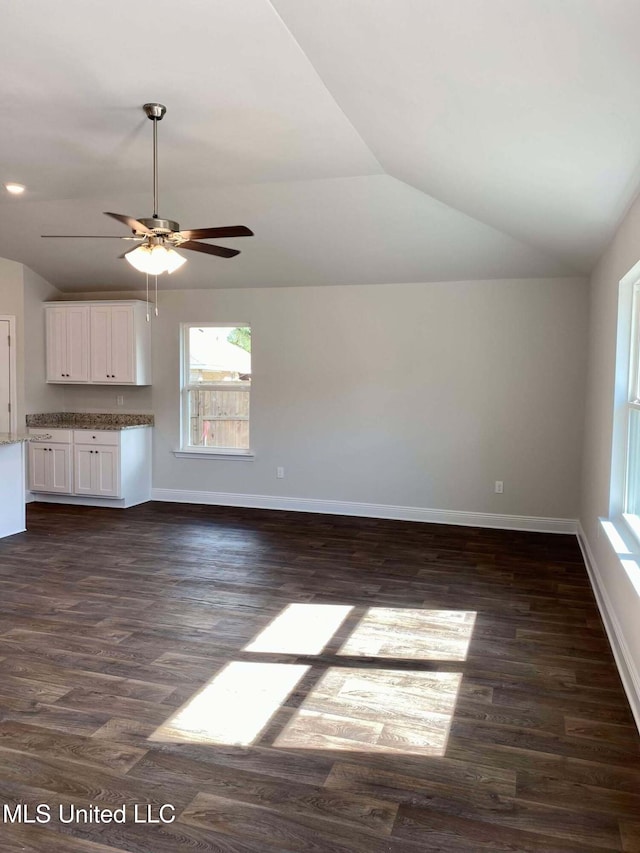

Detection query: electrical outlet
xmin=116 ymin=395 xmax=124 ymax=406
xmin=277 ymin=467 xmax=285 ymax=479
xmin=494 ymin=480 xmax=504 ymax=494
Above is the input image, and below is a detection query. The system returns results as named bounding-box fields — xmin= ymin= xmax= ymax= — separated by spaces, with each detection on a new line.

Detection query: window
xmin=626 ymin=284 xmax=640 ymax=528
xmin=181 ymin=324 xmax=251 ymax=453
xmin=613 ymin=272 xmax=640 ymax=545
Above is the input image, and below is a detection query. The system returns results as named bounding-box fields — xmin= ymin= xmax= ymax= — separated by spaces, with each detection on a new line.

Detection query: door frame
xmin=0 ymin=315 xmax=17 ymax=434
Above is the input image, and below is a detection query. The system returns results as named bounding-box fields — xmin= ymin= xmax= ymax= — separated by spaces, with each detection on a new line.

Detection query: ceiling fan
xmin=42 ymin=103 xmax=253 ymax=276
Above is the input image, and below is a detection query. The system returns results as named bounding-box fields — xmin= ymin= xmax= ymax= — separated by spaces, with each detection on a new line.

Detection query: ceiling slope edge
xmin=266 ymin=0 xmax=384 ymax=176
xmin=388 ymin=174 xmax=583 ymax=278
xmin=270 ymin=0 xmax=588 ymax=278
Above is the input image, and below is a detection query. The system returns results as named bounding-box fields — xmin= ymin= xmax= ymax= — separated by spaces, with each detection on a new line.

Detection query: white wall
xmin=68 ymin=277 xmax=588 ymax=520
xmin=0 ymin=258 xmax=65 ymax=430
xmin=22 ymin=266 xmax=65 ymax=417
xmin=0 ymin=257 xmax=26 ymax=425
xmin=581 ymin=192 xmax=640 ymax=718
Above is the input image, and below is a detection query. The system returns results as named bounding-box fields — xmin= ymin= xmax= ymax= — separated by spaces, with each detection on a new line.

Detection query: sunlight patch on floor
xmin=150 ymin=661 xmax=308 ymax=746
xmin=338 ymin=608 xmax=476 ymax=660
xmin=275 ymin=668 xmax=462 ymax=756
xmin=150 ymin=606 xmax=475 ymax=753
xmin=243 ymin=603 xmax=353 ymax=655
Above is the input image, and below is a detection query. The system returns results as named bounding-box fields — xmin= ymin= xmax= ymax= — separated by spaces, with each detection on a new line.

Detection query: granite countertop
xmin=0 ymin=433 xmax=36 ymax=446
xmin=26 ymin=413 xmax=154 ymax=431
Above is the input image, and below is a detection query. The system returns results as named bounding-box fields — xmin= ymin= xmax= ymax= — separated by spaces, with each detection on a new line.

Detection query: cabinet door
xmin=28 ymin=444 xmax=50 ymax=491
xmin=50 ymin=446 xmax=72 ymax=493
xmin=74 ymin=446 xmax=120 ymax=497
xmin=46 ymin=307 xmax=68 ymax=381
xmin=94 ymin=447 xmax=120 ymax=497
xmin=90 ymin=306 xmax=112 ymax=383
xmin=110 ymin=305 xmax=135 ymax=383
xmin=74 ymin=447 xmax=95 ymax=495
xmin=46 ymin=306 xmax=89 ymax=383
xmin=29 ymin=444 xmax=71 ymax=493
xmin=65 ymin=306 xmax=90 ymax=382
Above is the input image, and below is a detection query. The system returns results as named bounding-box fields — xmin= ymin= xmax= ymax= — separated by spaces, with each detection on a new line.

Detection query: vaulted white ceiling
xmin=1 ymin=0 xmax=639 ymax=291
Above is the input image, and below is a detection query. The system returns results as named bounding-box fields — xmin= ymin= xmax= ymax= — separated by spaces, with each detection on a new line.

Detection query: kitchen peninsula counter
xmin=0 ymin=435 xmax=35 ymax=539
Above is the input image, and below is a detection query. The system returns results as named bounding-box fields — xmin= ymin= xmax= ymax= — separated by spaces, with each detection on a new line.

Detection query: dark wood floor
xmin=0 ymin=502 xmax=638 ymax=852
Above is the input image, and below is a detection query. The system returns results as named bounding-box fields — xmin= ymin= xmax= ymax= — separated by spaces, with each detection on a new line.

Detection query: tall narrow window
xmin=625 ymin=285 xmax=640 ymax=532
xmin=182 ymin=324 xmax=251 ymax=451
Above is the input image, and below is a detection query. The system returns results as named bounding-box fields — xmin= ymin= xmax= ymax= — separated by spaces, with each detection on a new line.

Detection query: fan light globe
xmin=165 ymin=248 xmax=188 ymax=274
xmin=4 ymin=182 xmax=26 ymax=195
xmin=125 ymin=244 xmax=187 ymax=275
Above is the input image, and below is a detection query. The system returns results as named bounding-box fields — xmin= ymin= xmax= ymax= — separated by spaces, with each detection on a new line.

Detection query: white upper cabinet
xmin=46 ymin=301 xmax=151 ymax=385
xmin=90 ymin=303 xmax=135 ymax=383
xmin=46 ymin=305 xmax=90 ymax=382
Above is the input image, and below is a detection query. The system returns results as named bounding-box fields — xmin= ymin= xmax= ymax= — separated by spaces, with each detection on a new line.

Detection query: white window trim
xmin=173 ymin=448 xmax=255 ymax=460
xmin=609 ymin=265 xmax=640 ymax=550
xmin=179 ymin=322 xmax=253 ymax=457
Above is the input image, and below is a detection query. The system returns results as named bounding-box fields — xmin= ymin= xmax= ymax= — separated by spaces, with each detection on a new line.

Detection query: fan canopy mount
xmin=143 ymin=102 xmax=166 ymax=121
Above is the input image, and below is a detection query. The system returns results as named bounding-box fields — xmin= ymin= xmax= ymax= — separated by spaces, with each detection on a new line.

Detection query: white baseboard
xmin=150 ymin=488 xmax=577 ymax=534
xmin=29 ymin=494 xmax=145 ymax=509
xmin=576 ymin=522 xmax=640 ymax=734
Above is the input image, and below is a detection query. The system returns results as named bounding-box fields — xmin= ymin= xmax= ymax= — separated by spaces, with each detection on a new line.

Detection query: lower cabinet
xmin=28 ymin=442 xmax=71 ymax=494
xmin=74 ymin=445 xmax=119 ymax=497
xmin=28 ymin=427 xmax=151 ymax=508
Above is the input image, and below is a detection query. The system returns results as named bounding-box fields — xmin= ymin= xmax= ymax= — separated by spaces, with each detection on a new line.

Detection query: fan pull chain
xmin=155 ymin=275 xmax=158 ymax=317
xmin=145 ymin=273 xmax=150 ymax=323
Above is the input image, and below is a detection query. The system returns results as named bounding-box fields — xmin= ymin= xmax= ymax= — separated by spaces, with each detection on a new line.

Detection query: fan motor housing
xmin=136 ymin=217 xmax=179 ymax=235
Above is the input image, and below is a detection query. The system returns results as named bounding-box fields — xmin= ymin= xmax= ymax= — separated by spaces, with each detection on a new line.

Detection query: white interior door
xmin=0 ymin=319 xmax=13 ymax=433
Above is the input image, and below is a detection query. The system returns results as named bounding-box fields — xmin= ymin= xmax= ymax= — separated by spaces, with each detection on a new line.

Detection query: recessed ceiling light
xmin=5 ymin=183 xmax=26 ymax=195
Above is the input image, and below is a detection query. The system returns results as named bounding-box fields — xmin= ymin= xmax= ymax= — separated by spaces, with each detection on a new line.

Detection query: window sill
xmin=599 ymin=517 xmax=640 ymax=597
xmin=174 ymin=448 xmax=255 ymax=461
xmin=600 ymin=517 xmax=637 ymax=554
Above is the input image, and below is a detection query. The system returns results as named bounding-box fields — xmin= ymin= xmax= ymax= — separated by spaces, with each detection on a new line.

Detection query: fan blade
xmin=178 ymin=225 xmax=253 ymax=240
xmin=42 ymin=235 xmax=134 ymax=238
xmin=180 ymin=241 xmax=240 ymax=258
xmin=104 ymin=212 xmax=155 ymax=235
